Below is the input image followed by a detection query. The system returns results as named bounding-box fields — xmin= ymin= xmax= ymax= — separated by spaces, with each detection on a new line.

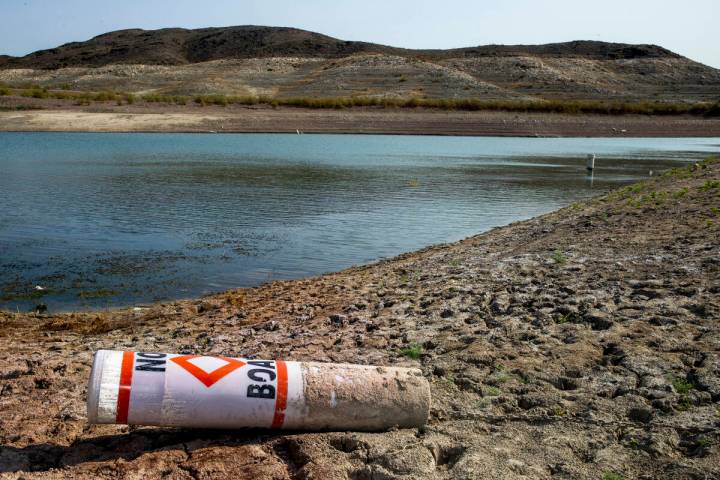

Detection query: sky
xmin=1 ymin=0 xmax=718 ymax=68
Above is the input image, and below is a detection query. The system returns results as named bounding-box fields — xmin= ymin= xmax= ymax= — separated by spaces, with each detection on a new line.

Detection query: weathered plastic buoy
xmin=87 ymin=350 xmax=430 ymax=431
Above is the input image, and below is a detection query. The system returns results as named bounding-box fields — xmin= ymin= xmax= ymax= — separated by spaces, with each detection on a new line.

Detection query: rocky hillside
xmin=0 ymin=26 xmax=403 ymax=68
xmin=0 ymin=27 xmax=682 ymax=69
xmin=1 ymin=26 xmax=719 ymax=101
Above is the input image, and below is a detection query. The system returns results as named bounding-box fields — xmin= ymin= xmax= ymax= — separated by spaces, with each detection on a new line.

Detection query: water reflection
xmin=0 ymin=133 xmax=717 ymax=311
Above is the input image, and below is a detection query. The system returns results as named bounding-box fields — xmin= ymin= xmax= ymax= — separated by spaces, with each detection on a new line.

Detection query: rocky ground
xmin=0 ymin=158 xmax=719 ymax=479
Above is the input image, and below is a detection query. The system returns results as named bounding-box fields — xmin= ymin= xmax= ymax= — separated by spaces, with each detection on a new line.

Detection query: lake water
xmin=1 ymin=133 xmax=718 ymax=311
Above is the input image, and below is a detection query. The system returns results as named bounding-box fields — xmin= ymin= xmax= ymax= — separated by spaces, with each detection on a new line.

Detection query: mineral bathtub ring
xmin=87 ymin=350 xmax=431 ymax=431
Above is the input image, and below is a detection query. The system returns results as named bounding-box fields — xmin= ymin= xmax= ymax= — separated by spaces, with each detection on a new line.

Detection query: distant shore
xmin=2 ymin=97 xmax=720 ymax=137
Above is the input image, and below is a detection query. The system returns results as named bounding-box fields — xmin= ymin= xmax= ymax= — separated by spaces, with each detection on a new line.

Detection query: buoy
xmin=87 ymin=350 xmax=430 ymax=431
xmin=586 ymin=154 xmax=596 ymax=171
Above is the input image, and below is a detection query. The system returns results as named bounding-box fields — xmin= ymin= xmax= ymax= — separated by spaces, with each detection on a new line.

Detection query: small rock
xmin=651 ymin=398 xmax=673 ymax=412
xmin=196 ymin=302 xmax=216 ymax=314
xmin=34 ymin=378 xmax=51 ymax=390
xmin=262 ymin=320 xmax=280 ymax=331
xmin=439 ymin=308 xmax=454 ymax=318
xmin=584 ymin=309 xmax=613 ymax=330
xmin=490 ymin=294 xmax=510 ymax=315
xmin=365 ymin=322 xmax=379 ymax=332
xmin=628 ymin=407 xmax=653 ymax=423
xmin=329 ymin=314 xmax=347 ymax=326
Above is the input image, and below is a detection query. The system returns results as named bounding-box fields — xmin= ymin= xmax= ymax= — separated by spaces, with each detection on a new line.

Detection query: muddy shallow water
xmin=1 ymin=133 xmax=718 ymax=311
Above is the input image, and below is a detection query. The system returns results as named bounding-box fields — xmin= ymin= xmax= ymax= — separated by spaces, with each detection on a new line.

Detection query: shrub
xmin=552 ymin=250 xmax=567 ymax=264
xmin=21 ymin=87 xmax=49 ymax=99
xmin=602 ymin=472 xmax=624 ymax=480
xmin=10 ymin=86 xmax=717 ymax=117
xmin=400 ymin=344 xmax=423 ymax=359
xmin=672 ymin=377 xmax=694 ymax=394
xmin=484 ymin=386 xmax=501 ymax=396
xmin=92 ymin=91 xmax=118 ymax=102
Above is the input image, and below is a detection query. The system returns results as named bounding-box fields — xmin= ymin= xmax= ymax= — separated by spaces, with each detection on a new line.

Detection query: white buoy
xmin=586 ymin=154 xmax=596 ymax=171
xmin=87 ymin=350 xmax=430 ymax=431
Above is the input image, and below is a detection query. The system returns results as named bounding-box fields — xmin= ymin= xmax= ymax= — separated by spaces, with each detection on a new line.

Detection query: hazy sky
xmin=2 ymin=0 xmax=718 ymax=68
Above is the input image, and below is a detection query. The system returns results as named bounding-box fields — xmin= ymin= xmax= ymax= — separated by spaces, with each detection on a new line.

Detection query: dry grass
xmin=3 ymin=85 xmax=719 ymax=116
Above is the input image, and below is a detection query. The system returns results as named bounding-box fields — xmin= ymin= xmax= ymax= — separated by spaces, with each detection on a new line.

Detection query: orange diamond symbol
xmin=170 ymin=355 xmax=246 ymax=387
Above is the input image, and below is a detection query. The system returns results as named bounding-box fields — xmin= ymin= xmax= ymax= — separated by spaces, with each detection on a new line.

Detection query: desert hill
xmin=0 ymin=26 xmax=683 ymax=68
xmin=1 ymin=26 xmax=719 ymax=102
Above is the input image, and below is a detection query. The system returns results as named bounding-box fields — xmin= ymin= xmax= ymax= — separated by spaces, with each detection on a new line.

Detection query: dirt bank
xmin=2 ymin=98 xmax=720 ymax=136
xmin=0 ymin=158 xmax=719 ymax=479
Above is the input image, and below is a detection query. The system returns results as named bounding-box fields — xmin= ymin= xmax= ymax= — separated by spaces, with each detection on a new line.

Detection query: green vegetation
xmin=0 ymin=86 xmax=10 ymax=96
xmin=673 ymin=187 xmax=689 ymax=199
xmin=602 ymin=473 xmax=624 ymax=480
xmin=696 ymin=437 xmax=712 ymax=448
xmin=700 ymin=179 xmax=720 ymax=191
xmin=556 ymin=312 xmax=580 ymax=324
xmin=400 ymin=344 xmax=423 ymax=360
xmin=676 ymin=396 xmax=693 ymax=411
xmin=2 ymin=85 xmax=720 ymax=115
xmin=484 ymin=386 xmax=501 ymax=396
xmin=77 ymin=288 xmax=117 ymax=299
xmin=440 ymin=374 xmax=456 ymax=386
xmin=21 ymin=87 xmax=50 ymax=99
xmin=551 ymin=250 xmax=567 ymax=264
xmin=552 ymin=406 xmax=567 ymax=417
xmin=1 ymin=288 xmax=51 ymax=301
xmin=671 ymin=376 xmax=695 ymax=394
xmin=663 ymin=166 xmax=694 ymax=179
xmin=0 ymin=105 xmax=43 ymax=112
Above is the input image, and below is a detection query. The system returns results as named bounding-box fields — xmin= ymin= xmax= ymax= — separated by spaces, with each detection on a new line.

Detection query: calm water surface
xmin=1 ymin=133 xmax=718 ymax=311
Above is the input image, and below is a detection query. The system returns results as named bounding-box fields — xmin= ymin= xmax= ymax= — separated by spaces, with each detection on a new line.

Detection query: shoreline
xmin=0 ymin=158 xmax=718 ymax=478
xmin=2 ymin=101 xmax=720 ymax=137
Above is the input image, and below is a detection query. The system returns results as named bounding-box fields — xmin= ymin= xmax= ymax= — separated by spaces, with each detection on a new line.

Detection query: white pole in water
xmin=87 ymin=350 xmax=430 ymax=431
xmin=586 ymin=154 xmax=596 ymax=171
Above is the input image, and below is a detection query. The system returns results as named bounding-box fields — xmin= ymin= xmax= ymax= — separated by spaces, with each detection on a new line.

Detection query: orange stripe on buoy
xmin=271 ymin=360 xmax=288 ymax=428
xmin=116 ymin=351 xmax=134 ymax=423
